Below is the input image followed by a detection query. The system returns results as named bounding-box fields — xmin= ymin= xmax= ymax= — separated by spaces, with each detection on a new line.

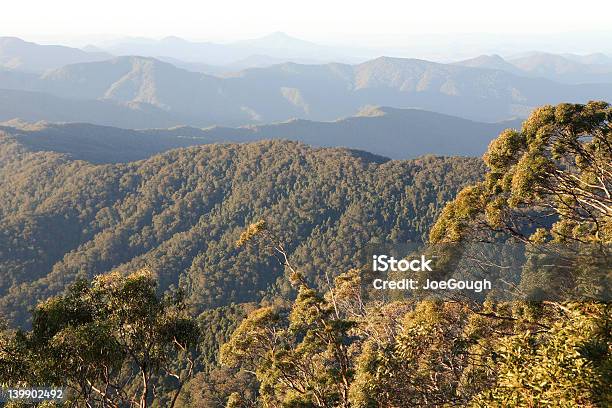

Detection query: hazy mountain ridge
xmin=1 ymin=107 xmax=521 ymax=162
xmin=2 ymin=54 xmax=611 ymax=126
xmin=561 ymin=52 xmax=612 ymax=65
xmin=0 ymin=121 xmax=215 ymax=163
xmin=99 ymin=32 xmax=356 ymax=65
xmin=0 ymin=37 xmax=111 ymax=73
xmin=456 ymin=52 xmax=612 ymax=84
xmin=38 ymin=56 xmax=243 ymax=122
xmin=453 ymin=54 xmax=523 ymax=75
xmin=0 ymin=88 xmax=187 ymax=128
xmin=2 ymin=36 xmax=612 ymax=128
xmin=95 ymin=32 xmax=612 ymax=67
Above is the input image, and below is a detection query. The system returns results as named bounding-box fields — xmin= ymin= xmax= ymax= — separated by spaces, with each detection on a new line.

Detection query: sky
xmin=2 ymin=0 xmax=611 ymax=47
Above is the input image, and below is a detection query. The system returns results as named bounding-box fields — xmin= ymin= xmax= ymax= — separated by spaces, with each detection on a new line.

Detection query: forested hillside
xmin=0 ymin=135 xmax=484 ymax=325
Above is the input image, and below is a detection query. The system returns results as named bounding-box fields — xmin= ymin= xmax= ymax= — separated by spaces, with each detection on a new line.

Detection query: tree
xmin=472 ymin=302 xmax=611 ymax=407
xmin=221 ymin=221 xmax=356 ymax=407
xmin=0 ymin=269 xmax=200 ymax=408
xmin=430 ymin=101 xmax=611 ymax=245
xmin=428 ymin=101 xmax=612 ymax=406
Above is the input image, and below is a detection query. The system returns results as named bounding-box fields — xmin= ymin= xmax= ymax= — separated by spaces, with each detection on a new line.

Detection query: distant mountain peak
xmin=475 ymin=54 xmax=505 ymax=62
xmin=113 ymin=55 xmax=159 ymax=63
xmin=160 ymin=36 xmax=189 ymax=44
xmin=365 ymin=56 xmax=428 ymax=65
xmin=82 ymin=44 xmax=107 ymax=53
xmin=0 ymin=36 xmax=28 ymax=45
xmin=234 ymin=32 xmax=320 ymax=49
xmin=454 ymin=54 xmax=521 ymax=74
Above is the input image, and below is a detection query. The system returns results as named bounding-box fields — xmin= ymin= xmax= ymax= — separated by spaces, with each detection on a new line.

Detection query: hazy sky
xmin=2 ymin=0 xmax=611 ymax=46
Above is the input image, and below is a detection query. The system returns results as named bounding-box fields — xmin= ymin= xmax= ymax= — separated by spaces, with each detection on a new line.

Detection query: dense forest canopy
xmin=0 ymin=135 xmax=483 ymax=326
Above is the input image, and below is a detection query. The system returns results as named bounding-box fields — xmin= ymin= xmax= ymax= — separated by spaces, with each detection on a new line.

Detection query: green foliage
xmin=349 ymin=301 xmax=489 ymax=407
xmin=0 ymin=270 xmax=200 ymax=407
xmin=196 ymin=303 xmax=251 ymax=373
xmin=175 ymin=367 xmax=258 ymax=408
xmin=473 ymin=303 xmax=612 ymax=407
xmin=221 ymin=278 xmax=611 ymax=407
xmin=430 ymin=101 xmax=612 ymax=245
xmin=221 ymin=278 xmax=355 ymax=407
xmin=427 ymin=101 xmax=612 ymax=406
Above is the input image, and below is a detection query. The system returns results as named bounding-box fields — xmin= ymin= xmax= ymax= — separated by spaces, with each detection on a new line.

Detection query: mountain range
xmin=0 ymin=33 xmax=357 ymax=76
xmin=2 ymin=53 xmax=612 ymax=127
xmin=456 ymin=52 xmax=612 ymax=84
xmin=99 ymin=32 xmax=349 ymax=66
xmin=3 ymin=34 xmax=612 ymax=81
xmin=0 ymin=107 xmax=521 ymax=162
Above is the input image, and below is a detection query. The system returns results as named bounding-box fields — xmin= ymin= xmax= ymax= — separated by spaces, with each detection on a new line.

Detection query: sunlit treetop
xmin=430 ymin=101 xmax=611 ymax=244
